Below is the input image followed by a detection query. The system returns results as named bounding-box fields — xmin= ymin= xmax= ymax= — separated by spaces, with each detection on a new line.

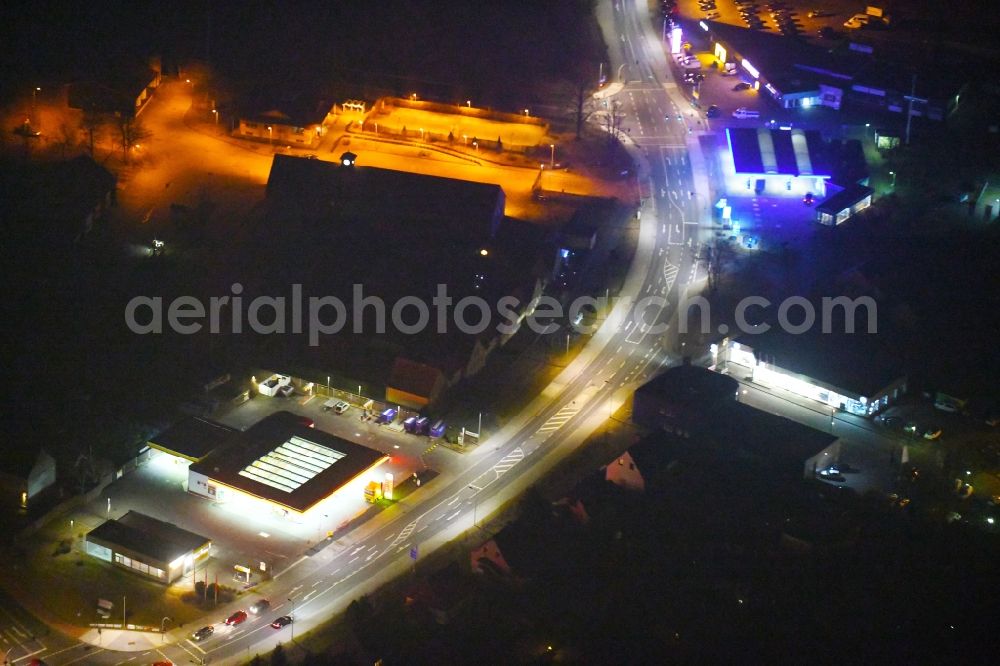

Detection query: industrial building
xmin=262 ymin=155 xmax=550 ymax=408
xmin=85 ymin=511 xmax=211 ymax=584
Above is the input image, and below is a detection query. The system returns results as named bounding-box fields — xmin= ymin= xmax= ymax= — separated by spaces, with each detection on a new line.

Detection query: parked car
xmin=732 ymin=82 xmax=752 ymax=91
xmin=807 ymin=9 xmax=832 ymax=18
xmin=225 ymin=610 xmax=248 ymax=626
xmin=923 ymin=426 xmax=943 ymax=440
xmin=192 ymin=626 xmax=215 ymax=641
xmin=879 ymin=415 xmax=903 ymax=429
xmin=706 ymin=105 xmax=720 ymax=118
xmin=278 ymin=384 xmax=295 ymax=398
xmin=732 ymin=107 xmax=760 ymax=119
xmin=272 ymin=615 xmax=294 ymax=629
xmin=803 ymin=192 xmax=814 ymax=205
xmin=844 ymin=14 xmax=868 ymax=28
xmin=249 ymin=599 xmax=271 ymax=614
xmin=334 ymin=400 xmax=351 ymax=414
xmin=817 ymin=467 xmax=846 ymax=482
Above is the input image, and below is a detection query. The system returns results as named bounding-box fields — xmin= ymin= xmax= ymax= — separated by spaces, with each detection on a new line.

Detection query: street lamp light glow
xmin=479 ymin=248 xmax=488 ymax=256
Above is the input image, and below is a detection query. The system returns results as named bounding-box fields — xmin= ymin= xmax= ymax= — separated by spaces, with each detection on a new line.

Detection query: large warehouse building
xmin=186 ymin=414 xmax=388 ymax=522
xmin=146 ymin=412 xmax=389 ymax=523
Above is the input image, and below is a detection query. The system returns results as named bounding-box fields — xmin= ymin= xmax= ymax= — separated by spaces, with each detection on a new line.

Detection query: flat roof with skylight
xmin=188 ymin=413 xmax=387 ymax=514
xmin=238 ymin=434 xmax=347 ymax=493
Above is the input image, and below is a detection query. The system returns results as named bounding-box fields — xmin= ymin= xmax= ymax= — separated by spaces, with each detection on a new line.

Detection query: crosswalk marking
xmin=537 ymin=405 xmax=581 ymax=433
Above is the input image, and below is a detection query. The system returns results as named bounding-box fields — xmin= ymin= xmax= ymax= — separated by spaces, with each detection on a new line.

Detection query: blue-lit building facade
xmin=723 ymin=127 xmax=831 ymax=198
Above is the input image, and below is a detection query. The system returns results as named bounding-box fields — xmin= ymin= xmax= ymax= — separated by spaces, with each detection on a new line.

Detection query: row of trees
xmin=7 ymin=106 xmax=150 ymax=164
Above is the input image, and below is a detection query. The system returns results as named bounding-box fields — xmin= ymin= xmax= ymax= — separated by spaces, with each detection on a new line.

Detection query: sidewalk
xmin=77 ymin=626 xmax=171 ymax=652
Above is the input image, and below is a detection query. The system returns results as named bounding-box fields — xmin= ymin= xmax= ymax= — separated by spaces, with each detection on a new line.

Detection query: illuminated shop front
xmin=722 ymin=340 xmax=906 ymax=417
xmin=85 ymin=510 xmax=211 ymax=584
xmin=187 ymin=420 xmax=388 ymax=524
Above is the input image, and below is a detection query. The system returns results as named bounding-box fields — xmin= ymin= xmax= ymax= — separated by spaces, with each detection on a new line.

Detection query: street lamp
xmin=466 ymin=99 xmax=472 ymax=107
xmin=31 ymin=87 xmax=40 ymax=125
xmin=549 ymin=144 xmax=555 ymax=168
xmin=267 ymin=126 xmax=272 ymax=145
xmin=524 ymin=108 xmax=530 ymax=116
xmin=160 ymin=616 xmax=172 ymax=634
xmin=211 ymin=108 xmax=218 ymax=125
xmin=889 ymin=171 xmax=896 ymax=188
xmin=419 ymin=127 xmax=424 ymax=140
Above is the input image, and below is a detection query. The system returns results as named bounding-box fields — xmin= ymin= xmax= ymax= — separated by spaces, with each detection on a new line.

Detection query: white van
xmin=732 ymin=107 xmax=760 ymax=119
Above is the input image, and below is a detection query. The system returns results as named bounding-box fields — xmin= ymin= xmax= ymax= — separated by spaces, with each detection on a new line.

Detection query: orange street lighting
xmin=211 ymin=108 xmax=218 ymax=125
xmin=410 ymin=93 xmax=418 ymax=100
xmin=479 ymin=248 xmax=489 ymax=256
xmin=524 ymin=108 xmax=529 ymax=116
xmin=466 ymin=100 xmax=471 ymax=107
xmin=549 ymin=144 xmax=555 ymax=168
xmin=267 ymin=126 xmax=273 ymax=145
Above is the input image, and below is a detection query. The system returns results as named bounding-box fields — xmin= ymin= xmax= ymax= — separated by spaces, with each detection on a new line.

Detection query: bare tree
xmin=81 ymin=107 xmax=104 ymax=157
xmin=55 ymin=122 xmax=79 ymax=159
xmin=698 ymin=238 xmax=733 ymax=295
xmin=601 ymin=100 xmax=625 ymax=155
xmin=117 ymin=115 xmax=151 ymax=163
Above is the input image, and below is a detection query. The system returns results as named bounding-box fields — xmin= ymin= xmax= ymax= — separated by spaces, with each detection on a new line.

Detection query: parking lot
xmin=6 ymin=389 xmax=457 ymax=631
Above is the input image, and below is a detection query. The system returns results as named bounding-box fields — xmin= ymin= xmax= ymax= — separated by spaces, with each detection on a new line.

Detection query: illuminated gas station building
xmin=186 ymin=416 xmax=389 ymax=523
xmin=723 ymin=126 xmax=831 ymax=198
